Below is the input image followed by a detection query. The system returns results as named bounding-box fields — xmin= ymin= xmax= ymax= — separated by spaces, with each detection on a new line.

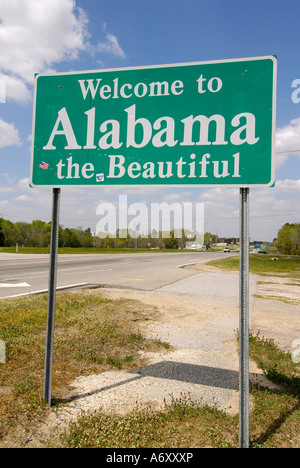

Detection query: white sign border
xmin=30 ymin=55 xmax=277 ymax=189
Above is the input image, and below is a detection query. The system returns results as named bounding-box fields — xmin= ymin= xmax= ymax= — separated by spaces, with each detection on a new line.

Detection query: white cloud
xmin=1 ymin=175 xmax=299 ymax=242
xmin=276 ymin=117 xmax=300 ymax=167
xmin=0 ymin=117 xmax=21 ymax=148
xmin=199 ymin=187 xmax=239 ymax=203
xmin=0 ymin=0 xmax=89 ymax=87
xmin=250 ymin=188 xmax=300 ymax=222
xmin=0 ymin=73 xmax=32 ymax=104
xmin=97 ymin=33 xmax=126 ymax=58
xmin=0 ymin=0 xmax=126 ymax=151
xmin=14 ymin=194 xmax=31 ymax=202
xmin=190 ymin=182 xmax=300 ymax=241
xmin=0 ymin=186 xmax=14 ymax=193
xmin=274 ymin=179 xmax=300 ymax=193
xmin=160 ymin=192 xmax=192 ymax=203
xmin=0 ymin=0 xmax=126 ymax=106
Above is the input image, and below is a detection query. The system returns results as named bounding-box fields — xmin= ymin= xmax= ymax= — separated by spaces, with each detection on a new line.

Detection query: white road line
xmin=58 ymin=267 xmax=113 ymax=273
xmin=0 ymin=282 xmax=30 ymax=288
xmin=0 ymin=283 xmax=89 ymax=300
xmin=119 ymin=277 xmax=144 ymax=281
xmin=60 ymin=269 xmax=113 ymax=276
xmin=0 ymin=273 xmax=48 ymax=280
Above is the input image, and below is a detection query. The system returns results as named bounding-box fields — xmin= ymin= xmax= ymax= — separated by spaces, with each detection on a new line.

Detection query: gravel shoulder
xmin=25 ymin=263 xmax=299 ymax=447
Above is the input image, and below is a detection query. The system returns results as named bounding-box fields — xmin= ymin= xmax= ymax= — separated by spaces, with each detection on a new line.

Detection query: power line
xmin=205 ymin=213 xmax=300 ymax=220
xmin=2 ymin=212 xmax=299 ymax=224
xmin=276 ymin=149 xmax=300 ymax=153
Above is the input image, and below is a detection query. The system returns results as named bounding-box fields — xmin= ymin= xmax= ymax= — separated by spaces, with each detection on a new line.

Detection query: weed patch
xmin=0 ymin=291 xmax=168 ymax=442
xmin=207 ymin=254 xmax=300 ymax=277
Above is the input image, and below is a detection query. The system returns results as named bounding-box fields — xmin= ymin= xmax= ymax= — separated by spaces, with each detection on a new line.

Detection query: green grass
xmin=207 ymin=254 xmax=300 ymax=276
xmin=54 ymin=393 xmax=236 ymax=448
xmin=247 ymin=330 xmax=300 ymax=447
xmin=0 ymin=291 xmax=169 ymax=444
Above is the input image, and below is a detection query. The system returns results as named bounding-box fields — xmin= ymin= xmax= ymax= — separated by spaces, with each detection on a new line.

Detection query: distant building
xmin=185 ymin=241 xmax=203 ymax=250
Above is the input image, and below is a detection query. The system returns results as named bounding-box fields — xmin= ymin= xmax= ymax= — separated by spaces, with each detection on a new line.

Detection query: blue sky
xmin=1 ymin=0 xmax=300 ymax=241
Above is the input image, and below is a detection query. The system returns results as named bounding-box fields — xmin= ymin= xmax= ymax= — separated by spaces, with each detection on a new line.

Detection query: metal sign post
xmin=43 ymin=187 xmax=60 ymax=406
xmin=239 ymin=187 xmax=250 ymax=448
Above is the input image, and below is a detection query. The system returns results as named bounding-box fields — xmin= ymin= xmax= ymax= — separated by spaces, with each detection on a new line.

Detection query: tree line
xmin=0 ymin=218 xmax=95 ymax=249
xmin=277 ymin=223 xmax=300 ymax=255
xmin=2 ymin=217 xmax=297 ymax=254
xmin=0 ymin=218 xmax=209 ymax=250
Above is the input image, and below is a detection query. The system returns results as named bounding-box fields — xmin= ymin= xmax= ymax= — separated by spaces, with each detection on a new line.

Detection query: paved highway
xmin=0 ymin=251 xmax=234 ymax=299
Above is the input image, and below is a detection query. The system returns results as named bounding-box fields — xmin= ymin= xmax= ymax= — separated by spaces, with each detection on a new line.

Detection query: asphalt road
xmin=0 ymin=251 xmax=234 ymax=299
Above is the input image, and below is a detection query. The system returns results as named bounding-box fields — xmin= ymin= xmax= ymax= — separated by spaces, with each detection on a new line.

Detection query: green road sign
xmin=30 ymin=56 xmax=277 ymax=187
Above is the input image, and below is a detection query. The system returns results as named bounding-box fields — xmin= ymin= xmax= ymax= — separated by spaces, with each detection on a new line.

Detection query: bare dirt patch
xmin=256 ymin=276 xmax=300 ymax=305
